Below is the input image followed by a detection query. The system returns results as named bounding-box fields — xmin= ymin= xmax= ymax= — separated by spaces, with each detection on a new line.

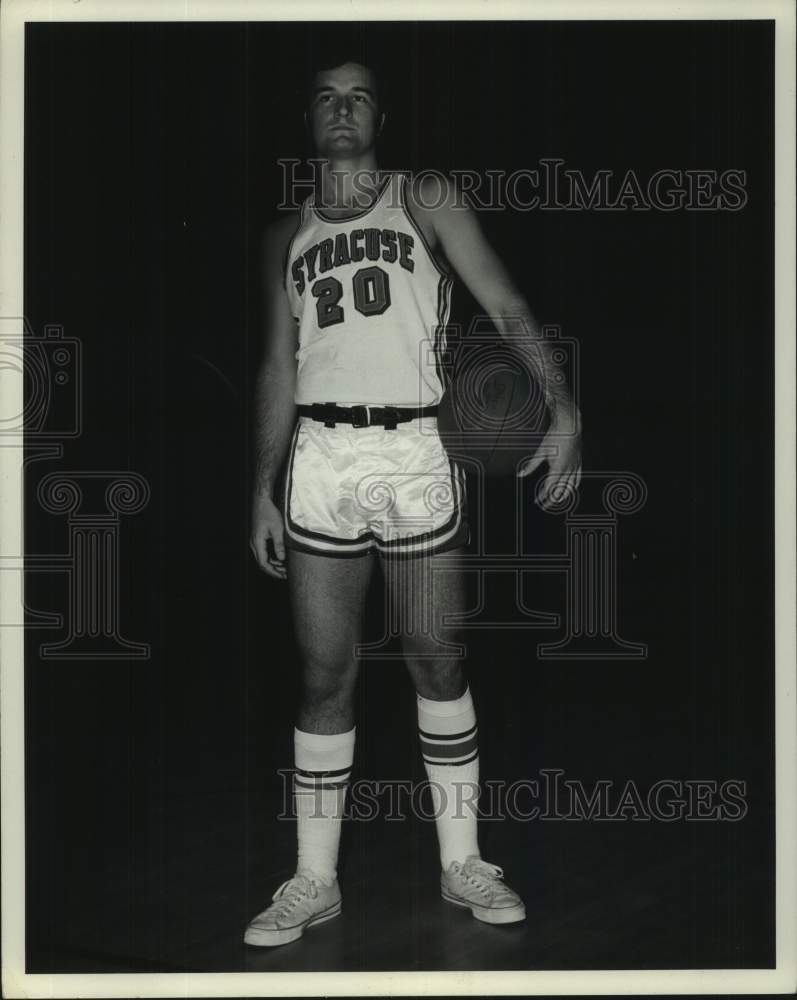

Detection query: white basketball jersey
xmin=284 ymin=172 xmax=454 ymax=406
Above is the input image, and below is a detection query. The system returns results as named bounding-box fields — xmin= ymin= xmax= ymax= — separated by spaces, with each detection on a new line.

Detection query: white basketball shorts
xmin=281 ymin=414 xmax=469 ymax=559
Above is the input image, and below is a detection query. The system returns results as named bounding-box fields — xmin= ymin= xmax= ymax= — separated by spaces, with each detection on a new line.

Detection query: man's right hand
xmin=249 ymin=494 xmax=287 ymax=580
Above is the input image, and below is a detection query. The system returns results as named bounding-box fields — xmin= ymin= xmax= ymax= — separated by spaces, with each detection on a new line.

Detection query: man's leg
xmin=379 ymin=547 xmax=479 ymax=865
xmin=288 ymin=548 xmax=375 ymax=880
xmin=380 ymin=545 xmax=526 ymax=924
xmin=245 ymin=547 xmax=374 ymax=947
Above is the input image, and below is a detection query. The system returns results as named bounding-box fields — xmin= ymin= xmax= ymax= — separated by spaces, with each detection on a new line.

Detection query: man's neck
xmin=316 ymin=157 xmax=384 ymax=212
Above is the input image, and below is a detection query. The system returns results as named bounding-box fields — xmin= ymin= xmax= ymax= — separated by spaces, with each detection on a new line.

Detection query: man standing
xmin=247 ymin=58 xmax=581 ymax=947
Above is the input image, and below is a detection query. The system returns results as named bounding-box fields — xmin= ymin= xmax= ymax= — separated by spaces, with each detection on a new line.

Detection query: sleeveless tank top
xmin=284 ymin=172 xmax=454 ymax=406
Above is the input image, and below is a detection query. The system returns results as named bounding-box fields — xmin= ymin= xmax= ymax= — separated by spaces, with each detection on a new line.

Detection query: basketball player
xmin=246 ymin=59 xmax=582 ymax=947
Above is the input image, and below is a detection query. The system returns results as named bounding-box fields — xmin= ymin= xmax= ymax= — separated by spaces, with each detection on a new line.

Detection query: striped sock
xmin=417 ymin=687 xmax=481 ymax=869
xmin=293 ymin=727 xmax=355 ymax=885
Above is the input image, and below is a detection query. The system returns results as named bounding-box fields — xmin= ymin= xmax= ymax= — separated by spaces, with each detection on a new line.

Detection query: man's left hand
xmin=518 ymin=427 xmax=582 ymax=511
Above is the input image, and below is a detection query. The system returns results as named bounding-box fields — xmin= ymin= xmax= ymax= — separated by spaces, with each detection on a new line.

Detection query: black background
xmin=23 ymin=20 xmax=774 ymax=973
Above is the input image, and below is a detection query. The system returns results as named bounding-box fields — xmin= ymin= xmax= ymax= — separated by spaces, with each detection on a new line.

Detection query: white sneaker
xmin=244 ymin=872 xmax=342 ymax=947
xmin=441 ymin=856 xmax=526 ymax=925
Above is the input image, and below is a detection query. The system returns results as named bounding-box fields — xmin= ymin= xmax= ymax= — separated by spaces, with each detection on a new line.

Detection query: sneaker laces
xmin=269 ymin=874 xmax=318 ymax=915
xmin=460 ymin=857 xmax=505 ymax=895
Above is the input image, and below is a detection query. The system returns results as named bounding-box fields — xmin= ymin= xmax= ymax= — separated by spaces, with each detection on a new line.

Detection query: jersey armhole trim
xmin=400 ymin=173 xmax=452 ymax=279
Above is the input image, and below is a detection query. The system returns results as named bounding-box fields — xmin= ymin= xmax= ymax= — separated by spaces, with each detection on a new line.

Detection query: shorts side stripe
xmin=375 ymin=459 xmax=466 ymax=554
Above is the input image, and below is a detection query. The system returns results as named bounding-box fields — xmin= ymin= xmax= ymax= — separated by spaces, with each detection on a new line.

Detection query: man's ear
xmin=303 ymin=110 xmax=310 ymax=132
xmin=378 ymin=111 xmax=386 ymax=135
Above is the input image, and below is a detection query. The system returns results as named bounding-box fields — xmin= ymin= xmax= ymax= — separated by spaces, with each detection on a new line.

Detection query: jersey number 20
xmin=312 ymin=265 xmax=391 ymax=329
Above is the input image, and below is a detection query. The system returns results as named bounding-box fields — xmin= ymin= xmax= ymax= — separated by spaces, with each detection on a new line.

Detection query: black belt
xmin=297 ymin=403 xmax=438 ymax=430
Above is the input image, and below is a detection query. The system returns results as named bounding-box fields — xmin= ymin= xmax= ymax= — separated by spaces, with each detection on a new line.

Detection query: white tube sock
xmin=417 ymin=687 xmax=481 ymax=869
xmin=293 ymin=726 xmax=355 ymax=884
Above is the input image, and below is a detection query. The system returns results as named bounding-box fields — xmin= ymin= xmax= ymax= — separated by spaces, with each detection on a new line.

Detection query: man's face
xmin=306 ymin=62 xmax=384 ymax=157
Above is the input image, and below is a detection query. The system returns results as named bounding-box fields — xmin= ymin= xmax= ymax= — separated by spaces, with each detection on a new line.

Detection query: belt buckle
xmin=351 ymin=405 xmax=370 ymax=428
xmin=311 ymin=403 xmax=336 ymax=428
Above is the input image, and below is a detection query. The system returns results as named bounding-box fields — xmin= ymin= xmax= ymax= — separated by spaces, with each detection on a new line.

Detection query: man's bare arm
xmin=408 ymin=176 xmax=582 ymax=500
xmin=251 ymin=218 xmax=299 ymax=497
xmin=414 ymin=179 xmax=579 ymax=434
xmin=250 ymin=217 xmax=299 ymax=577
